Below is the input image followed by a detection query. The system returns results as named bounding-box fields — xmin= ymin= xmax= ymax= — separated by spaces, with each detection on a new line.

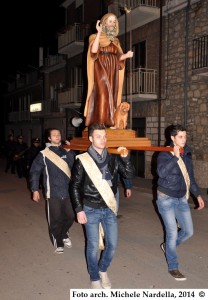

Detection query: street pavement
xmin=0 ymin=156 xmax=208 ymax=300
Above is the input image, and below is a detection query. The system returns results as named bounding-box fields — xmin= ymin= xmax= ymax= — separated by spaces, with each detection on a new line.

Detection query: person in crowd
xmin=4 ymin=134 xmax=16 ymax=174
xmin=26 ymin=137 xmax=42 ymax=171
xmin=156 ymin=124 xmax=205 ymax=281
xmin=84 ymin=13 xmax=133 ymax=127
xmin=70 ymin=123 xmax=134 ymax=289
xmin=26 ymin=137 xmax=43 ymax=188
xmin=13 ymin=135 xmax=28 ymax=178
xmin=29 ymin=128 xmax=75 ymax=254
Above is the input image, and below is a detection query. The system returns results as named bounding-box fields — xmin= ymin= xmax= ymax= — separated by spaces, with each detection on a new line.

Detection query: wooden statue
xmin=112 ymin=101 xmax=130 ymax=129
xmin=84 ymin=13 xmax=133 ymax=127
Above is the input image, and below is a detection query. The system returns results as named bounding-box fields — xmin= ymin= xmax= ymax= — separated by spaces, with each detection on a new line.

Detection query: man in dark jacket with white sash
xmin=70 ymin=123 xmax=134 ymax=289
xmin=29 ymin=128 xmax=75 ymax=254
xmin=157 ymin=124 xmax=204 ymax=281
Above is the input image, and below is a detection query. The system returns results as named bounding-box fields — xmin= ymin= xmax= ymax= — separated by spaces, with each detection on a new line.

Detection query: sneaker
xmin=160 ymin=242 xmax=166 ymax=254
xmin=91 ymin=280 xmax=102 ymax=289
xmin=63 ymin=238 xmax=72 ymax=248
xmin=99 ymin=271 xmax=111 ymax=289
xmin=54 ymin=247 xmax=64 ymax=254
xmin=169 ymin=269 xmax=187 ymax=281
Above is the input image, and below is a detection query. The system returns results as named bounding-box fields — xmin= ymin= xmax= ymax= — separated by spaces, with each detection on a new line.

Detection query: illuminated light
xmin=30 ymin=103 xmax=42 ymax=112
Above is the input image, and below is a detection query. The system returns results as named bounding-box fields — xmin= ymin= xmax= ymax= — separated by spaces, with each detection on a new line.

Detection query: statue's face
xmin=105 ymin=15 xmax=116 ymax=30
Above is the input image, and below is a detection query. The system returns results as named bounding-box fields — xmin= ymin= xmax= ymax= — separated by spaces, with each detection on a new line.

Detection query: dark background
xmin=1 ymin=0 xmax=64 ymax=80
xmin=1 ymin=0 xmax=64 ymax=145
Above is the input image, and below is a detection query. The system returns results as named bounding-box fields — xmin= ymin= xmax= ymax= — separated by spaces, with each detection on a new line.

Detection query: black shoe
xmin=169 ymin=269 xmax=187 ymax=281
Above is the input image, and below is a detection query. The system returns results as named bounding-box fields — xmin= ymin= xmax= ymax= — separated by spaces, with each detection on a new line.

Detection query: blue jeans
xmin=115 ymin=188 xmax=119 ymax=212
xmin=84 ymin=205 xmax=118 ymax=281
xmin=156 ymin=192 xmax=193 ymax=271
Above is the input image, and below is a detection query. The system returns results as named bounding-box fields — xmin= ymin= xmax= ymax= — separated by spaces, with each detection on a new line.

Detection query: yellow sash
xmin=41 ymin=148 xmax=71 ymax=178
xmin=171 ymin=152 xmax=190 ymax=199
xmin=77 ymin=152 xmax=117 ymax=249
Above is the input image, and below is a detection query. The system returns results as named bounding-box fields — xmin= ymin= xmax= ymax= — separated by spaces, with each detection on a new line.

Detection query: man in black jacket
xmin=29 ymin=128 xmax=75 ymax=254
xmin=70 ymin=123 xmax=134 ymax=289
xmin=13 ymin=135 xmax=28 ymax=178
xmin=26 ymin=137 xmax=42 ymax=170
xmin=157 ymin=124 xmax=204 ymax=281
xmin=4 ymin=134 xmax=16 ymax=174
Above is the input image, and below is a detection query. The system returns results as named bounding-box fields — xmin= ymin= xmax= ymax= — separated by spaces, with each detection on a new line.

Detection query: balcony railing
xmin=9 ymin=111 xmax=31 ymax=122
xmin=58 ymin=86 xmax=83 ymax=106
xmin=58 ymin=23 xmax=90 ymax=49
xmin=109 ymin=0 xmax=158 ymax=17
xmin=124 ymin=68 xmax=156 ymax=95
xmin=192 ymin=35 xmax=208 ymax=70
xmin=8 ymin=99 xmax=62 ymax=121
xmin=109 ymin=0 xmax=159 ymax=35
xmin=31 ymin=99 xmax=61 ymax=117
xmin=119 ymin=0 xmax=157 ymax=9
xmin=42 ymin=99 xmax=60 ymax=114
xmin=44 ymin=55 xmax=66 ymax=68
xmin=58 ymin=69 xmax=156 ymax=105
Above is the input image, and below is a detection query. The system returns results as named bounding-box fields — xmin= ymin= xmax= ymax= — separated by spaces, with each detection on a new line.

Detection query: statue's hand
xmin=96 ymin=20 xmax=102 ymax=33
xmin=126 ymin=50 xmax=134 ymax=58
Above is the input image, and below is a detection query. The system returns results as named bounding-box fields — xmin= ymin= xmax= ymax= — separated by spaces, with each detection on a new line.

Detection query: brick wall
xmin=131 ymin=0 xmax=208 ymax=188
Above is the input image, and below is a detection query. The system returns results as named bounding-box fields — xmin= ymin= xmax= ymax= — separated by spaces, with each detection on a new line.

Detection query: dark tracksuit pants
xmin=47 ymin=197 xmax=75 ymax=247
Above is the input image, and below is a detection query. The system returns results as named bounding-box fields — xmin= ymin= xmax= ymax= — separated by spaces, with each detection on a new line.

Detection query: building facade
xmin=3 ymin=0 xmax=208 ymax=187
xmin=3 ymin=70 xmax=44 ymax=146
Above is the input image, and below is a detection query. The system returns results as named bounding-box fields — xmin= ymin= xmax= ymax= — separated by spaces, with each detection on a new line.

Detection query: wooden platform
xmin=69 ymin=129 xmax=149 ymax=150
xmin=67 ymin=128 xmax=174 ymax=153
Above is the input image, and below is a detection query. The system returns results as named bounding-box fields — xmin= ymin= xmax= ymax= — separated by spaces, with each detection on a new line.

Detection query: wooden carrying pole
xmin=107 ymin=146 xmax=174 ymax=154
xmin=63 ymin=144 xmax=174 ymax=154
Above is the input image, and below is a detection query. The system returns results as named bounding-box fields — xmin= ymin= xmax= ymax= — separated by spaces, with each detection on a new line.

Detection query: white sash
xmin=41 ymin=148 xmax=71 ymax=178
xmin=76 ymin=152 xmax=117 ymax=214
xmin=171 ymin=152 xmax=190 ymax=199
xmin=77 ymin=152 xmax=117 ymax=249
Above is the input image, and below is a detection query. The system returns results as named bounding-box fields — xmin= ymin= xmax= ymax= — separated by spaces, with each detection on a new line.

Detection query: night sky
xmin=0 ymin=1 xmax=64 ymax=144
xmin=1 ymin=0 xmax=64 ymax=82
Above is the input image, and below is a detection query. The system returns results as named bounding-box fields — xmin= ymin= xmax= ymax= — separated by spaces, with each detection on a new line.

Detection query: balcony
xmin=58 ymin=68 xmax=156 ymax=106
xmin=58 ymin=86 xmax=83 ymax=107
xmin=58 ymin=23 xmax=91 ymax=57
xmin=123 ymin=68 xmax=157 ymax=101
xmin=8 ymin=99 xmax=65 ymax=122
xmin=31 ymin=99 xmax=63 ymax=118
xmin=41 ymin=55 xmax=66 ymax=72
xmin=108 ymin=0 xmax=160 ymax=35
xmin=163 ymin=0 xmax=201 ymax=15
xmin=9 ymin=111 xmax=31 ymax=122
xmin=192 ymin=35 xmax=208 ymax=76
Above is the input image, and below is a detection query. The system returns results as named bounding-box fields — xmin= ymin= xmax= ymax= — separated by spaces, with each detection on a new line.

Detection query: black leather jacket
xmin=70 ymin=151 xmax=134 ymax=213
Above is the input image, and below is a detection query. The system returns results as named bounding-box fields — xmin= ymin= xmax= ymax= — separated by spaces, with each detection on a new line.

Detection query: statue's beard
xmin=103 ymin=26 xmax=116 ymax=41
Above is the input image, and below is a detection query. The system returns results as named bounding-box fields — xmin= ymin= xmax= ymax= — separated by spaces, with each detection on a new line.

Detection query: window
xmin=132 ymin=41 xmax=146 ymax=69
